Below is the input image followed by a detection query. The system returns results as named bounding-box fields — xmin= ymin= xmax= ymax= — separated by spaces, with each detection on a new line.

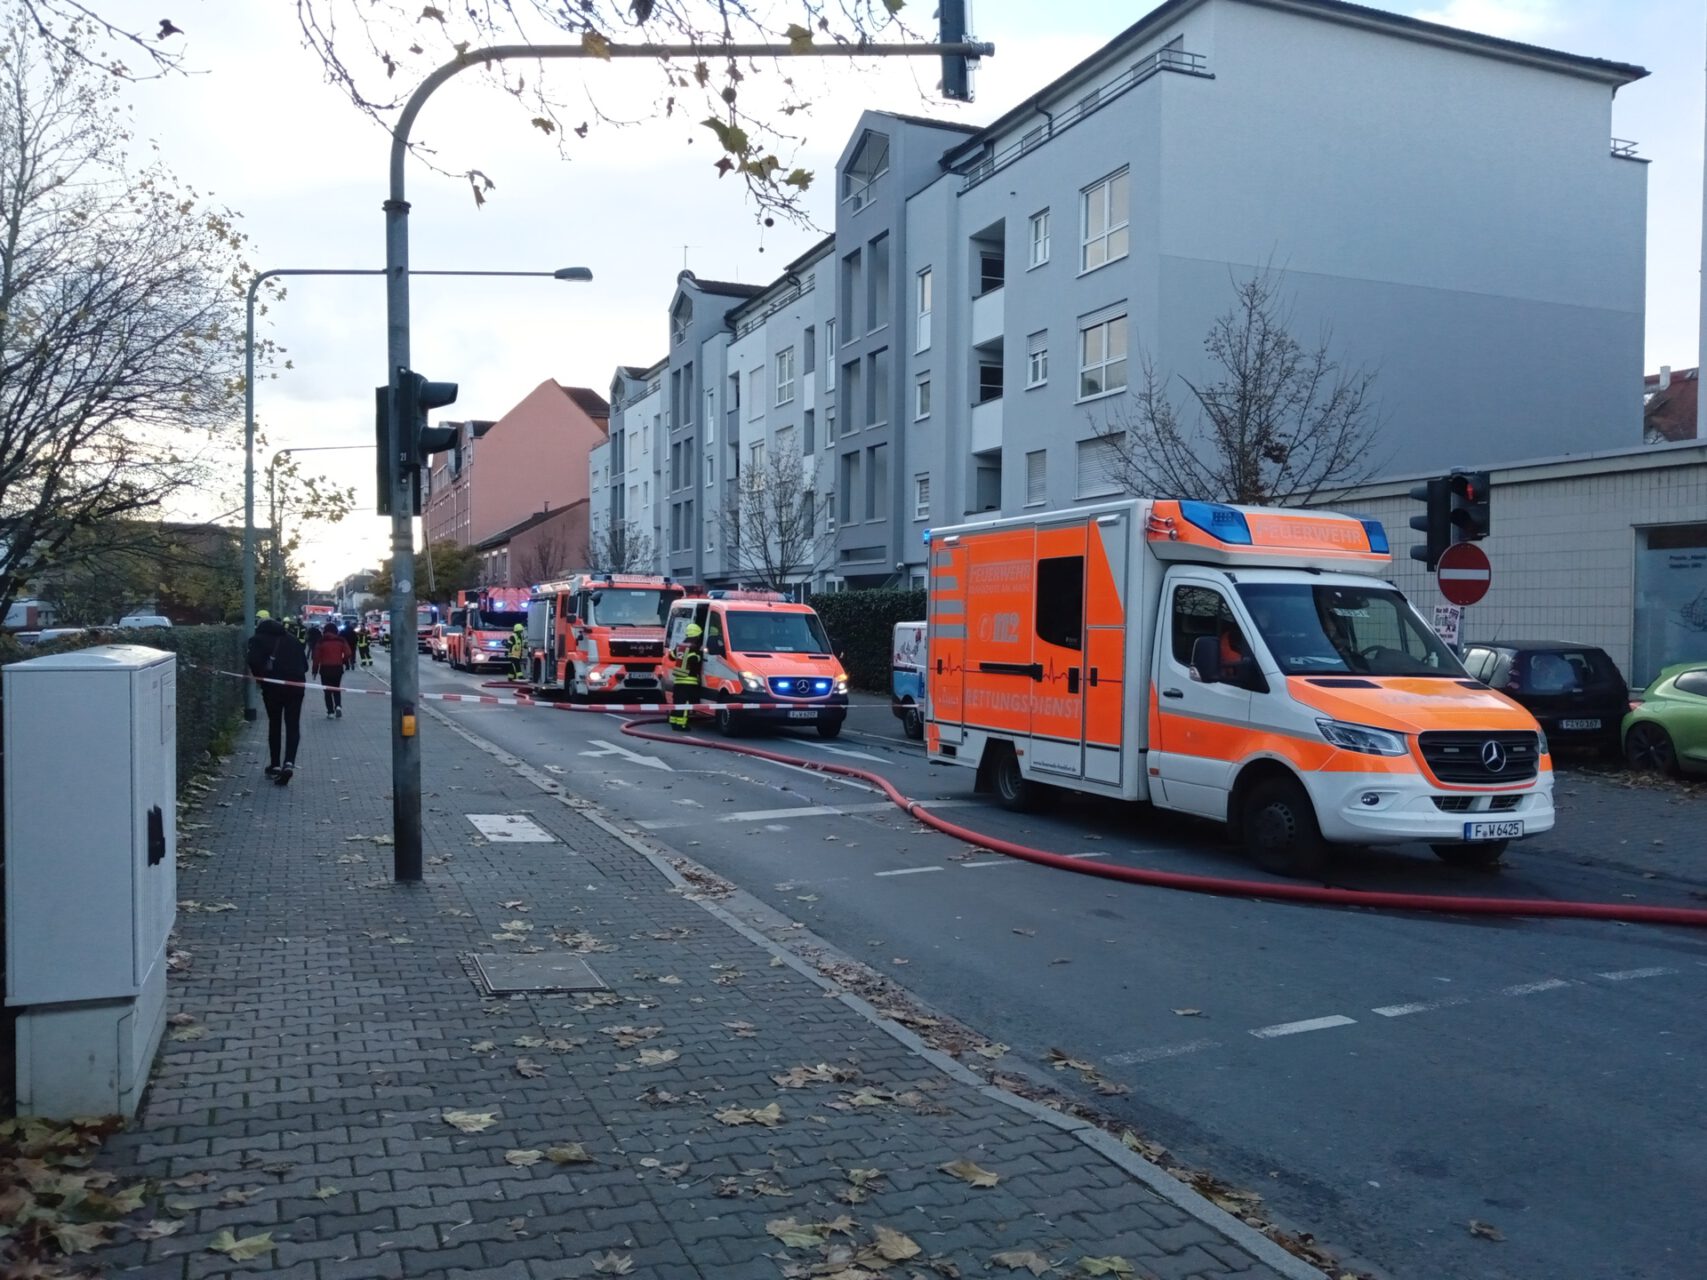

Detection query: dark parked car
xmin=1462 ymin=641 xmax=1628 ymax=756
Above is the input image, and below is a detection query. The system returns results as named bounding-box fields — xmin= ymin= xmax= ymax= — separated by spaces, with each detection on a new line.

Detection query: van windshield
xmin=1235 ymin=583 xmax=1465 ymax=678
xmin=725 ymin=609 xmax=831 ymax=655
xmin=475 ymin=610 xmax=528 ymax=631
xmin=590 ymin=588 xmax=672 ymax=627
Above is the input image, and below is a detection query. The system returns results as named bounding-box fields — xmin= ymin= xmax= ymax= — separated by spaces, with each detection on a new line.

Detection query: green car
xmin=1622 ymin=662 xmax=1707 ymax=776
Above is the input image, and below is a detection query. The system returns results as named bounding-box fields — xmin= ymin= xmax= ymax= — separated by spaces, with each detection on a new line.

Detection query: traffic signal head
xmin=1408 ymin=475 xmax=1450 ymax=571
xmin=938 ymin=0 xmax=976 ymax=102
xmin=395 ymin=369 xmax=460 ymax=467
xmin=1448 ymin=470 xmax=1491 ymax=541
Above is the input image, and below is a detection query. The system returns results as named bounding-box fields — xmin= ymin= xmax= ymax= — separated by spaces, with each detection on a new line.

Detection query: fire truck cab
xmin=446 ymin=588 xmax=529 ymax=672
xmin=927 ymin=498 xmax=1553 ymax=877
xmin=526 ymin=574 xmax=684 ymax=700
xmin=662 ymin=590 xmax=849 ymax=738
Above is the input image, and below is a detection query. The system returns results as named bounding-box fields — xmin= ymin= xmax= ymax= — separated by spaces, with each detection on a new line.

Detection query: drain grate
xmin=472 ymin=952 xmax=606 ymax=995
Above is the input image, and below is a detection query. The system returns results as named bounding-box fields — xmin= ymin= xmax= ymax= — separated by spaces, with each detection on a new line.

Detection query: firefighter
xmin=669 ymin=622 xmax=704 ymax=731
xmin=507 ymin=622 xmax=526 ymax=681
xmin=355 ymin=626 xmax=374 ymax=668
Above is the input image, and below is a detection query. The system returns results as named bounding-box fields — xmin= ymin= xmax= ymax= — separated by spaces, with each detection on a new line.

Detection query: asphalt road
xmin=388 ymin=649 xmax=1707 ymax=1280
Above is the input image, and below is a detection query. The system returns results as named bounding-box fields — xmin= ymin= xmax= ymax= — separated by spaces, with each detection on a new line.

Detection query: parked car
xmin=1622 ymin=661 xmax=1707 ymax=777
xmin=428 ymin=622 xmax=458 ymax=662
xmin=1462 ymin=640 xmax=1628 ymax=756
xmin=117 ymin=614 xmax=172 ymax=628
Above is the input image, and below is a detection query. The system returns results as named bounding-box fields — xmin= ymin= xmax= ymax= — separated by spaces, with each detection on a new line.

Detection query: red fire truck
xmin=527 ymin=573 xmax=684 ymax=700
xmin=445 ymin=587 xmax=530 ymax=672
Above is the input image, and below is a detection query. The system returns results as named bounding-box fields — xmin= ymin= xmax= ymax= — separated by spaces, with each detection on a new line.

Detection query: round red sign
xmin=1437 ymin=541 xmax=1491 ymax=606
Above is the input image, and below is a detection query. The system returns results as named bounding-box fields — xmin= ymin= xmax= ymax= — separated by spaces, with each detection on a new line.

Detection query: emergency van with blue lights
xmin=926 ymin=498 xmax=1553 ymax=876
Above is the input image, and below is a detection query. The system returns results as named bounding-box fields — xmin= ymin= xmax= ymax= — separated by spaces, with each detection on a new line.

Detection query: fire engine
xmin=526 ymin=573 xmax=685 ymax=700
xmin=414 ymin=602 xmax=441 ymax=653
xmin=444 ymin=587 xmax=530 ymax=672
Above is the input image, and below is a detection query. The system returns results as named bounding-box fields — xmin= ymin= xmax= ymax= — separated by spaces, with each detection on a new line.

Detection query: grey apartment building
xmin=591 ymin=0 xmax=1648 ymax=597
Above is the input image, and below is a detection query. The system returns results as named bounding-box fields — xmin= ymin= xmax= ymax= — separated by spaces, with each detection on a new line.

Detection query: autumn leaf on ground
xmin=990 ymin=1250 xmax=1054 ymax=1275
xmin=207 ymin=1229 xmax=276 ymax=1261
xmin=772 ymin=1063 xmax=858 ymax=1088
xmin=634 ymin=1048 xmax=679 ymax=1067
xmin=601 ymin=1025 xmax=662 ymax=1047
xmin=714 ymin=1103 xmax=783 ymax=1127
xmin=872 ymin=1224 xmax=921 ymax=1261
xmin=975 ymin=1042 xmax=1010 ymax=1058
xmin=1078 ymin=1259 xmax=1137 ymax=1276
xmin=168 ymin=1023 xmax=207 ymax=1042
xmin=515 ymin=1057 xmax=546 ymax=1079
xmin=441 ymin=1110 xmax=498 ymax=1134
xmin=167 ymin=1011 xmax=196 ymax=1027
xmin=470 ymin=1040 xmax=496 ymax=1053
xmin=765 ymin=1215 xmax=856 ymax=1247
xmin=312 ymin=1186 xmax=340 ymax=1199
xmin=545 ymin=1144 xmax=594 ymax=1164
xmin=940 ymin=1158 xmax=1000 ymax=1188
xmin=52 ymin=1221 xmax=112 ymax=1254
xmin=134 ymin=1218 xmax=185 ymax=1240
xmin=513 ymin=1035 xmax=547 ymax=1048
xmin=1469 ymin=1219 xmax=1504 ymax=1242
xmin=504 ymin=1150 xmax=542 ymax=1167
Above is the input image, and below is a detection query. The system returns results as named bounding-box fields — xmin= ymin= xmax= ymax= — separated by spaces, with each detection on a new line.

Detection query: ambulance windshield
xmin=725 ymin=609 xmax=831 ymax=656
xmin=590 ymin=588 xmax=671 ymax=628
xmin=1236 ymin=583 xmax=1464 ymax=678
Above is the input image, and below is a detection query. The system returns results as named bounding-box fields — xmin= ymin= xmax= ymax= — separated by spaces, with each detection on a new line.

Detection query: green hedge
xmin=0 ymin=626 xmax=247 ymax=791
xmin=811 ymin=589 xmax=926 ymax=692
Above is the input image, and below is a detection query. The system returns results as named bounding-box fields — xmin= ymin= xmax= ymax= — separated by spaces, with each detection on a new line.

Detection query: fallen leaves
xmin=871 ymin=1224 xmax=921 ymax=1261
xmin=765 ymin=1214 xmax=856 ymax=1248
xmin=545 ymin=1144 xmax=595 ymax=1165
xmin=504 ymin=1149 xmax=543 ymax=1167
xmin=990 ymin=1250 xmax=1054 ymax=1275
xmin=134 ymin=1218 xmax=185 ymax=1240
xmin=772 ymin=1063 xmax=860 ymax=1088
xmin=939 ymin=1158 xmax=1000 ymax=1188
xmin=207 ymin=1228 xmax=276 ymax=1261
xmin=634 ymin=1047 xmax=680 ymax=1067
xmin=1047 ymin=1047 xmax=1130 ymax=1096
xmin=1079 ymin=1258 xmax=1137 ymax=1276
xmin=441 ymin=1110 xmax=498 ymax=1134
xmin=514 ymin=1057 xmax=547 ymax=1079
xmin=1469 ymin=1219 xmax=1504 ymax=1242
xmin=601 ymin=1024 xmax=663 ymax=1048
xmin=591 ymin=1250 xmax=635 ymax=1274
xmin=714 ymin=1103 xmax=784 ymax=1127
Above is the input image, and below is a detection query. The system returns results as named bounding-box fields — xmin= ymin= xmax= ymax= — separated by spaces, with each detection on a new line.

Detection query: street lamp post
xmin=240 ymin=265 xmax=591 ymax=719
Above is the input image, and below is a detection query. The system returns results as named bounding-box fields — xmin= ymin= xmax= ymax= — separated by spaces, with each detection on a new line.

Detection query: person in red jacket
xmin=312 ymin=626 xmax=353 ymax=719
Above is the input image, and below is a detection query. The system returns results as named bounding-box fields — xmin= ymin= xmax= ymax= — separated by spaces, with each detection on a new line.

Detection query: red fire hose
xmin=620 ymin=717 xmax=1707 ymax=929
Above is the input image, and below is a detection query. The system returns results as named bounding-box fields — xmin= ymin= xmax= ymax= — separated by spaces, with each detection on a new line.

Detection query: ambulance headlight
xmin=834 ymin=676 xmax=848 ymax=695
xmin=740 ymin=671 xmax=764 ymax=692
xmin=1316 ymin=718 xmax=1408 ymax=757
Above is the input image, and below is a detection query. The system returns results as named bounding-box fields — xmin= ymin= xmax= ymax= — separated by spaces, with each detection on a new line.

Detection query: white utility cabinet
xmin=5 ymin=645 xmax=177 ymax=1117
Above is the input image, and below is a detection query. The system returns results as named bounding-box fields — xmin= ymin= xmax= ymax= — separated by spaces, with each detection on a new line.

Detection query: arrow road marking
xmin=578 ymin=739 xmax=674 ymax=772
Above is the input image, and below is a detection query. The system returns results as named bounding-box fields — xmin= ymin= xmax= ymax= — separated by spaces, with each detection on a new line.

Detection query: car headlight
xmin=1316 ymin=718 xmax=1408 ymax=757
xmin=740 ymin=671 xmax=764 ymax=693
xmin=834 ymin=676 xmax=848 ymax=695
xmin=1535 ymin=728 xmax=1549 ymax=757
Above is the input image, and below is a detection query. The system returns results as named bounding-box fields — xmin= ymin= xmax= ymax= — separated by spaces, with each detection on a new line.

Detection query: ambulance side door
xmin=1150 ymin=575 xmax=1252 ymax=819
xmin=927 ymin=540 xmax=968 ymax=747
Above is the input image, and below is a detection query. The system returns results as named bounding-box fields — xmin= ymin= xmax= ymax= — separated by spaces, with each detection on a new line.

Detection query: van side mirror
xmin=1190 ymin=635 xmax=1222 ymax=684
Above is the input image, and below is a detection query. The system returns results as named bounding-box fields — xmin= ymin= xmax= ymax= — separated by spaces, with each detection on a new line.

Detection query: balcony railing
xmin=959 ymin=46 xmax=1209 ymax=192
xmin=1611 ymin=138 xmax=1640 ymax=158
xmin=733 ymin=273 xmax=817 ymax=339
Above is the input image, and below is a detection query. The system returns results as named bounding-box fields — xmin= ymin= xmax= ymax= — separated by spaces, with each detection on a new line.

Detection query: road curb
xmin=416 ymin=694 xmax=1331 ymax=1280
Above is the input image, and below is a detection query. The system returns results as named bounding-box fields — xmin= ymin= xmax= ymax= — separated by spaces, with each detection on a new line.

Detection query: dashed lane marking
xmin=1596 ymin=966 xmax=1679 ymax=981
xmin=1106 ymin=1038 xmax=1221 ymax=1066
xmin=634 ymin=798 xmax=975 ymax=831
xmin=1501 ymin=978 xmax=1573 ymax=996
xmin=1250 ymin=1015 xmax=1357 ymax=1039
xmin=874 ymin=866 xmax=945 ymax=877
xmin=1372 ymin=995 xmax=1472 ymax=1018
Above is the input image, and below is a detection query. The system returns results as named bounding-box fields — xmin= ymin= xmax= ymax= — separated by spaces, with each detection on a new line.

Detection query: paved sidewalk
xmin=86 ymin=670 xmax=1314 ymax=1280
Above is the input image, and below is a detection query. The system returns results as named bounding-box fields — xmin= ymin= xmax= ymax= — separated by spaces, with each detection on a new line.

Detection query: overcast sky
xmin=125 ymin=0 xmax=1702 ymax=589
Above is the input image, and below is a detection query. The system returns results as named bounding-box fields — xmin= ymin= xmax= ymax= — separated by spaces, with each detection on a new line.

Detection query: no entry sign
xmin=1437 ymin=541 xmax=1491 ymax=606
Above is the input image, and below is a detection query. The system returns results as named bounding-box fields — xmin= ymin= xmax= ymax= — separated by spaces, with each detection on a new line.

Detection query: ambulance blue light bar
xmin=1360 ymin=520 xmax=1390 ymax=554
xmin=1178 ymin=501 xmax=1252 ymax=545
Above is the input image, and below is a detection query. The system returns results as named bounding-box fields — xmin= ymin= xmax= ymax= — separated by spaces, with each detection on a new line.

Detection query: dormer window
xmin=670 ymin=296 xmax=693 ymax=345
xmin=842 ymin=130 xmax=891 ymax=210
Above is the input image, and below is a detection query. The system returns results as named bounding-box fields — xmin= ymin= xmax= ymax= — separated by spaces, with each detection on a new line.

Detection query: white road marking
xmin=1596 ymin=966 xmax=1678 ymax=982
xmin=792 ymin=740 xmax=888 ymax=763
xmin=1106 ymin=1038 xmax=1220 ymax=1066
xmin=1502 ymin=978 xmax=1572 ymax=997
xmin=1250 ymin=1015 xmax=1357 ymax=1039
xmin=466 ymin=813 xmax=555 ymax=843
xmin=961 ymin=858 xmax=1015 ymax=869
xmin=874 ymin=866 xmax=944 ymax=877
xmin=578 ymin=739 xmax=674 ymax=772
xmin=1372 ymin=995 xmax=1471 ymax=1018
xmin=1066 ymin=850 xmax=1112 ymax=859
xmin=636 ymin=798 xmax=974 ymax=831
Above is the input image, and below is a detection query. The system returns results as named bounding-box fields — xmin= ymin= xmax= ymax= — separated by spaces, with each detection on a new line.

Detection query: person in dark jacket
xmin=246 ymin=610 xmax=309 ymax=784
xmin=312 ymin=626 xmax=354 ymax=718
xmin=354 ymin=626 xmax=374 ymax=668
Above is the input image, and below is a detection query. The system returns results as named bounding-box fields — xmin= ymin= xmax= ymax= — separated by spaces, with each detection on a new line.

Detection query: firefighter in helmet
xmin=670 ymin=621 xmax=704 ymax=731
xmin=507 ymin=622 xmax=526 ymax=681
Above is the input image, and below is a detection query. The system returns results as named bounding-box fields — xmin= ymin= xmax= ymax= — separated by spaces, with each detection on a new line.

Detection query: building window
xmin=1078 ymin=311 xmax=1128 ymax=400
xmin=870 ymin=233 xmax=891 ymax=331
xmin=747 ymin=368 xmax=764 ymax=419
xmin=1027 ymin=330 xmax=1048 ymax=388
xmin=915 ymin=375 xmax=931 ymax=420
xmin=775 ymin=347 xmax=796 ymax=407
xmin=670 ymin=296 xmax=692 ymax=344
xmin=916 ymin=267 xmax=933 ymax=352
xmin=1076 ymin=434 xmax=1123 ymax=499
xmin=839 ymin=452 xmax=860 ymax=526
xmin=978 ymin=248 xmax=1005 ymax=296
xmin=1029 ymin=210 xmax=1050 ymax=268
xmin=1026 ymin=449 xmax=1047 ymax=506
xmin=843 ymin=360 xmax=863 ymax=429
xmin=977 ymin=362 xmax=1004 ymax=404
xmin=867 ymin=348 xmax=889 ymax=427
xmin=704 ymin=449 xmax=714 ymax=488
xmin=803 ymin=326 xmax=816 ymax=374
xmin=804 ymin=408 xmax=816 ymax=455
xmin=1081 ymin=169 xmax=1130 ymax=273
xmin=825 ymin=489 xmax=837 ymax=531
xmin=842 ymin=129 xmax=890 ymax=208
xmin=913 ymin=474 xmax=930 ymax=520
xmin=825 ymin=406 xmax=836 ymax=444
xmin=866 ymin=443 xmax=888 ymax=521
xmin=705 ymin=389 xmax=716 ymax=444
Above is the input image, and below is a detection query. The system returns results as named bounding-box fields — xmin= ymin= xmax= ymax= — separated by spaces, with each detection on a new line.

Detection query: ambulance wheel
xmin=1242 ymin=776 xmax=1328 ymax=879
xmin=716 ymin=706 xmax=744 ymax=737
xmin=1431 ymin=840 xmax=1508 ymax=868
xmin=991 ymin=746 xmax=1049 ymax=813
xmin=816 ymin=717 xmax=843 ymax=740
xmin=900 ymin=702 xmax=924 ymax=741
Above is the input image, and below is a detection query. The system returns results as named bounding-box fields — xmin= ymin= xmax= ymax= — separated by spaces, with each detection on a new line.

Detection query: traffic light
xmin=938 ymin=0 xmax=977 ymax=102
xmin=1408 ymin=475 xmax=1450 ymax=571
xmin=1448 ymin=469 xmax=1491 ymax=541
xmin=396 ymin=369 xmax=459 ymax=467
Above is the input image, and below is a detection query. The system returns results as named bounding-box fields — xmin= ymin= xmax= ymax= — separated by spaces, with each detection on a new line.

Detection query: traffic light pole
xmin=382 ymin=35 xmax=994 ymax=882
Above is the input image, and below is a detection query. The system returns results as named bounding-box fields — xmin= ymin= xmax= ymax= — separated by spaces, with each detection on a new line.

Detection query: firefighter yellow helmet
xmin=685 ymin=622 xmax=703 ymax=638
xmin=513 ymin=622 xmax=525 ymax=632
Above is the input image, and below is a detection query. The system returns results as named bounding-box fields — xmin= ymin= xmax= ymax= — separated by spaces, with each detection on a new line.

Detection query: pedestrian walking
xmin=355 ymin=626 xmax=374 ymax=668
xmin=669 ymin=621 xmax=704 ymax=731
xmin=246 ymin=609 xmax=309 ymax=785
xmin=507 ymin=622 xmax=526 ymax=681
xmin=312 ymin=625 xmax=353 ymax=718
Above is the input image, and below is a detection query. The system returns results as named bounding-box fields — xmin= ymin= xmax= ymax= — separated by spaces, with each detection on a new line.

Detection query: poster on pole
xmin=1432 ymin=603 xmax=1463 ymax=648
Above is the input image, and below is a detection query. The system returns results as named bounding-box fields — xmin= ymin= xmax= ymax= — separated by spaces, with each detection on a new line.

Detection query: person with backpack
xmin=312 ymin=624 xmax=354 ymax=718
xmin=246 ymin=609 xmax=310 ymax=785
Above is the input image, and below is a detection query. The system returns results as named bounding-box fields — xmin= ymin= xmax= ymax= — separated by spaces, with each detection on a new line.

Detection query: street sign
xmin=1437 ymin=542 xmax=1491 ymax=605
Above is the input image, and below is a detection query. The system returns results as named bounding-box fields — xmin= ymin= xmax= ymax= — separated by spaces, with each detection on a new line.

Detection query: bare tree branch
xmin=587 ymin=518 xmax=656 ymax=575
xmin=719 ymin=445 xmax=825 ymax=591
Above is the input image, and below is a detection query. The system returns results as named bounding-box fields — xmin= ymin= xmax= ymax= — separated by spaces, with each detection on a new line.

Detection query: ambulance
xmin=526 ymin=573 xmax=685 ymax=700
xmin=926 ymin=498 xmax=1553 ymax=876
xmin=443 ymin=587 xmax=527 ymax=671
xmin=662 ymin=590 xmax=850 ymax=737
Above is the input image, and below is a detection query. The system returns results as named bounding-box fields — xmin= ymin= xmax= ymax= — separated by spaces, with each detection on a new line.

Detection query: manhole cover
xmin=472 ymin=953 xmax=606 ymax=995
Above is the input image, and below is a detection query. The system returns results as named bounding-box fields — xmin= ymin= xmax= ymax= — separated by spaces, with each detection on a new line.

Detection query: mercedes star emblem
xmin=1481 ymin=740 xmax=1507 ymax=773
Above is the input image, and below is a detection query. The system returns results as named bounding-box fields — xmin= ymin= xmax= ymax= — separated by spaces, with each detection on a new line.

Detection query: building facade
xmin=595 ymin=0 xmax=1647 ymax=593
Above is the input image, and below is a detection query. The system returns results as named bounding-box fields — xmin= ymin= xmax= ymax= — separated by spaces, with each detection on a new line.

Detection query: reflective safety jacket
xmin=506 ymin=632 xmax=525 ymax=658
xmin=672 ymin=648 xmax=702 ymax=686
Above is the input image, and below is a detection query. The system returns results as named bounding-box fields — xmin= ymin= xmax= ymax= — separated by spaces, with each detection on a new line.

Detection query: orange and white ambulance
xmin=526 ymin=573 xmax=685 ymax=700
xmin=444 ymin=587 xmax=529 ymax=672
xmin=927 ymin=498 xmax=1553 ymax=875
xmin=662 ymin=590 xmax=850 ymax=737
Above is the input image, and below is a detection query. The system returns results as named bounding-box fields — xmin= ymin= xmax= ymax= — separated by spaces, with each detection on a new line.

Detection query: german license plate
xmin=788 ymin=709 xmax=818 ymax=720
xmin=1559 ymin=718 xmax=1600 ymax=731
xmin=1464 ymin=820 xmax=1523 ymax=841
